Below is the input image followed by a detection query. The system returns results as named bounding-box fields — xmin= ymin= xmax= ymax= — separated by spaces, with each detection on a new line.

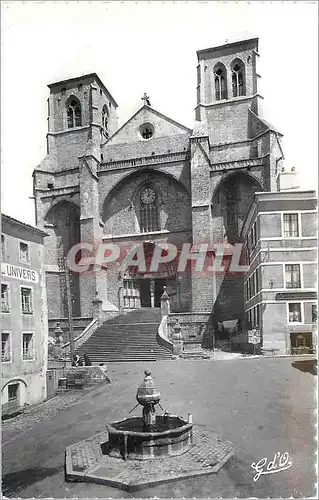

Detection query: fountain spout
xmin=136 ymin=369 xmax=161 ymax=429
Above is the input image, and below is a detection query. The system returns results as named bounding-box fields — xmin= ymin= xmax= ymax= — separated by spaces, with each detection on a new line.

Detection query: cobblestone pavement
xmin=2 ymin=385 xmax=107 ymax=445
xmin=2 ymin=357 xmax=317 ymax=498
xmin=68 ymin=427 xmax=235 ymax=489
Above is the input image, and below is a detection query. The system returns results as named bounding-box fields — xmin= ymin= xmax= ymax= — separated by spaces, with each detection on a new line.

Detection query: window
xmin=283 ymin=213 xmax=299 ymax=237
xmin=252 ymin=306 xmax=260 ymax=327
xmin=22 ymin=333 xmax=34 ymax=360
xmin=1 ymin=234 xmax=5 ymax=258
xmin=138 ymin=186 xmax=160 ymax=233
xmin=2 ymin=333 xmax=11 ymax=361
xmin=285 ymin=264 xmax=301 ymax=289
xmin=1 ymin=284 xmax=10 ymax=312
xmin=123 ymin=279 xmax=138 ymax=309
xmin=231 ymin=61 xmax=246 ymax=97
xmin=312 ymin=304 xmax=317 ymax=323
xmin=67 ymin=98 xmax=82 ymax=128
xmin=214 ymin=64 xmax=227 ymax=100
xmin=256 ymin=305 xmax=260 ymax=327
xmin=8 ymin=383 xmax=19 ymax=401
xmin=21 ymin=287 xmax=33 ymax=314
xmin=251 ymin=221 xmax=257 ymax=249
xmin=139 ymin=122 xmax=154 ymax=140
xmin=249 ymin=276 xmax=254 ymax=298
xmin=19 ymin=242 xmax=29 ymax=263
xmin=288 ymin=303 xmax=302 ymax=323
xmin=244 ymin=241 xmax=250 ymax=265
xmin=247 ymin=309 xmax=252 ymax=328
xmin=255 ymin=269 xmax=259 ymax=294
xmin=197 ymin=65 xmax=201 ymax=85
xmin=244 ymin=281 xmax=248 ymax=302
xmin=102 ymin=105 xmax=109 ymax=137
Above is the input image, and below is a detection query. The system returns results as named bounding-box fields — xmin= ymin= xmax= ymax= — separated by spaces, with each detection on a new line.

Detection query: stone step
xmin=76 ymin=307 xmax=173 ymax=362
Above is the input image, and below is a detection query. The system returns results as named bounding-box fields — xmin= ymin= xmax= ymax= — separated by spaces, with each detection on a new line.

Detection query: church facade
xmin=33 ymin=38 xmax=284 ymax=327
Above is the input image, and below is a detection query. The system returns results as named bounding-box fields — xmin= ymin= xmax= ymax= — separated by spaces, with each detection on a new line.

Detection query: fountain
xmin=65 ymin=369 xmax=235 ymax=492
xmin=105 ymin=370 xmax=193 ymax=460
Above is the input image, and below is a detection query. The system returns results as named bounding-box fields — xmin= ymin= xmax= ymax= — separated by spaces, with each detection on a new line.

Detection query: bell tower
xmin=33 ymin=73 xmax=119 ymax=319
xmin=46 ymin=73 xmax=118 ymax=170
xmin=195 ymin=38 xmax=262 ymax=145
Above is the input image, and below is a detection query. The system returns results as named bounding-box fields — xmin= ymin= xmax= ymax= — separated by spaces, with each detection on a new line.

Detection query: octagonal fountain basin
xmin=104 ymin=415 xmax=193 ymax=461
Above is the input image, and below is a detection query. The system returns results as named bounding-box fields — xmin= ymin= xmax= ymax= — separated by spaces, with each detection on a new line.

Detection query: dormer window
xmin=231 ymin=60 xmax=246 ymax=97
xmin=214 ymin=64 xmax=227 ymax=100
xmin=67 ymin=97 xmax=82 ymax=128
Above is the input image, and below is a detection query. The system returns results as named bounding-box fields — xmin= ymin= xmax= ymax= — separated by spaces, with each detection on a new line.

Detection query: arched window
xmin=214 ymin=64 xmax=227 ymax=100
xmin=231 ymin=60 xmax=246 ymax=97
xmin=102 ymin=105 xmax=109 ymax=137
xmin=67 ymin=98 xmax=81 ymax=128
xmin=138 ymin=185 xmax=160 ymax=233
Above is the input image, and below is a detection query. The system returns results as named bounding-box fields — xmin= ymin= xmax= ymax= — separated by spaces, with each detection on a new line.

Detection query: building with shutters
xmin=1 ymin=215 xmax=49 ymax=416
xmin=242 ymin=187 xmax=317 ymax=354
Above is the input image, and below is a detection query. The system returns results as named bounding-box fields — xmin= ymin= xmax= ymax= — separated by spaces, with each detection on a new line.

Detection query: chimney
xmin=276 ymin=164 xmax=300 ymax=191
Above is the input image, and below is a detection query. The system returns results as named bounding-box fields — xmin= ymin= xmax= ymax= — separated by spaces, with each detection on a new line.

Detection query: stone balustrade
xmin=98 ymin=151 xmax=190 ymax=172
xmin=167 ymin=312 xmax=213 ymax=350
xmin=159 ymin=288 xmax=213 ymax=355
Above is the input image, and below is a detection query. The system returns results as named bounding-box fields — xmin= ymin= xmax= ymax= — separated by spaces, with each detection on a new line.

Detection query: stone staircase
xmin=76 ymin=308 xmax=173 ymax=363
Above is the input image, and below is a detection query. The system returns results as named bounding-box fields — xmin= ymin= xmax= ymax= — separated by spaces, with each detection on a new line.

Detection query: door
xmin=140 ymin=279 xmax=151 ymax=307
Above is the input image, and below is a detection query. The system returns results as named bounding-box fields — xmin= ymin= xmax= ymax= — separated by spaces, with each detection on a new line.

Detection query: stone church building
xmin=33 ymin=38 xmax=284 ymax=330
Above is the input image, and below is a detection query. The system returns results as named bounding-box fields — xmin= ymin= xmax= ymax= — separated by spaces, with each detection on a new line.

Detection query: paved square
xmin=2 ymin=357 xmax=317 ymax=498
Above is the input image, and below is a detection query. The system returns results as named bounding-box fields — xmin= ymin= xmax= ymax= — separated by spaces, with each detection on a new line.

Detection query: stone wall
xmin=103 ymin=170 xmax=191 ymax=236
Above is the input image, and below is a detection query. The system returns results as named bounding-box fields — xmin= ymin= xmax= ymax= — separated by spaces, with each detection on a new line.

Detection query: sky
xmin=1 ymin=1 xmax=318 ymax=226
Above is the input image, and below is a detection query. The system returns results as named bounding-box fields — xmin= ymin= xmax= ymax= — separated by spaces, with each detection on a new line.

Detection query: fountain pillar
xmin=136 ymin=369 xmax=161 ymax=430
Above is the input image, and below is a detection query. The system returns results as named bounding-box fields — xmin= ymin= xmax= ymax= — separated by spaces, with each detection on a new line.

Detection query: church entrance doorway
xmin=139 ymin=278 xmax=167 ymax=308
xmin=139 ymin=279 xmax=151 ymax=308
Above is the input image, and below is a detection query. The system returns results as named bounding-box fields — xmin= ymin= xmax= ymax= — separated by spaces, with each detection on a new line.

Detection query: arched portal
xmin=45 ymin=201 xmax=81 ymax=317
xmin=212 ymin=172 xmax=262 ymax=245
xmin=120 ymin=241 xmax=179 ymax=310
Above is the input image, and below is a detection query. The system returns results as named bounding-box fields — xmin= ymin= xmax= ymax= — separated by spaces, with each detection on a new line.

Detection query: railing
xmin=157 ymin=315 xmax=174 ymax=353
xmin=22 ymin=351 xmax=34 ymax=360
xmin=62 ymin=317 xmax=98 ymax=351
